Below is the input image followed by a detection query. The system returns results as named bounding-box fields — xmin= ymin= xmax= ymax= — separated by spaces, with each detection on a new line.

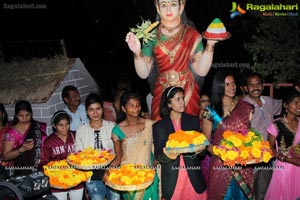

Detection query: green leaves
xmin=130 ymin=19 xmax=159 ymax=45
xmin=245 ymin=14 xmax=300 ymax=83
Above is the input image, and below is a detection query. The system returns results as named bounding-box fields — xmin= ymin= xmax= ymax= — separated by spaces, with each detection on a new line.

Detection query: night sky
xmin=0 ymin=0 xmax=254 ymax=97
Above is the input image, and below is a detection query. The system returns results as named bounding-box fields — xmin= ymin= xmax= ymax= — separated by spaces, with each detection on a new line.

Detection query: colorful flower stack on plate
xmin=107 ymin=164 xmax=156 ymax=191
xmin=213 ymin=129 xmax=273 ymax=167
xmin=67 ymin=147 xmax=115 ymax=170
xmin=165 ymin=130 xmax=209 ymax=154
xmin=202 ymin=18 xmax=231 ymax=41
xmin=44 ymin=159 xmax=92 ymax=189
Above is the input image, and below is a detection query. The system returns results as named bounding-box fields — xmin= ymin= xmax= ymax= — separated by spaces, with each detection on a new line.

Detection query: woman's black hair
xmin=159 ymin=86 xmax=184 ymax=118
xmin=210 ymin=71 xmax=236 ymax=117
xmin=281 ymin=88 xmax=300 ymax=115
xmin=51 ymin=110 xmax=71 ymax=132
xmin=245 ymin=71 xmax=264 ymax=85
xmin=116 ymin=90 xmax=143 ymax=123
xmin=11 ymin=100 xmax=34 ymax=125
xmin=85 ymin=93 xmax=103 ymax=110
xmin=0 ymin=103 xmax=8 ymax=126
xmin=52 ymin=111 xmax=71 ymax=125
xmin=155 ymin=0 xmax=192 ymax=27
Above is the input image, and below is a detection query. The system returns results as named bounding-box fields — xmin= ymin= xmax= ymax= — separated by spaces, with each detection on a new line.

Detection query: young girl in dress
xmin=265 ymin=89 xmax=300 ymax=200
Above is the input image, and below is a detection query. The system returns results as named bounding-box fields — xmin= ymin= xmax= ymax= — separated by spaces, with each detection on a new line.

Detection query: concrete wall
xmin=5 ymin=58 xmax=99 ymax=135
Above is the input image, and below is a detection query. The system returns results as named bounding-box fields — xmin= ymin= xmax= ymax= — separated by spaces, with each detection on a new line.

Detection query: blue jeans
xmin=85 ymin=180 xmax=120 ymax=200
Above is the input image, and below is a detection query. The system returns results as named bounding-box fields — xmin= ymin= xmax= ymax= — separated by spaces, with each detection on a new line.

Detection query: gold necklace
xmin=223 ymin=98 xmax=237 ymax=114
xmin=157 ymin=24 xmax=186 ymax=64
xmin=161 ymin=23 xmax=182 ymax=33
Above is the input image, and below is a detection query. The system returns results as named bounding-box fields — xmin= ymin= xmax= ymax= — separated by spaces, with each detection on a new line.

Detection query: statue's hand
xmin=206 ymin=39 xmax=219 ymax=45
xmin=125 ymin=32 xmax=141 ymax=53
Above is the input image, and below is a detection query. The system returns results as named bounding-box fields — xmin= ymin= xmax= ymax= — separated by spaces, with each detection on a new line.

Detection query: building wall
xmin=5 ymin=58 xmax=99 ymax=135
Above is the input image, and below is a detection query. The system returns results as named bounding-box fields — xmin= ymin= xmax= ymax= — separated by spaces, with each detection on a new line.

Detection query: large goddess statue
xmin=126 ymin=0 xmax=218 ymax=121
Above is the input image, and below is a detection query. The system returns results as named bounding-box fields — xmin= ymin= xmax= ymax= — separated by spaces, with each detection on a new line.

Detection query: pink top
xmin=170 ymin=119 xmax=207 ymax=200
xmin=267 ymin=120 xmax=300 ymax=150
xmin=4 ymin=122 xmax=47 ymax=149
xmin=265 ymin=120 xmax=300 ymax=200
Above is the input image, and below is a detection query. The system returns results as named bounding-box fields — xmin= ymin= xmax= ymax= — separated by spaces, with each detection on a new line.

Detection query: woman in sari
xmin=111 ymin=90 xmax=159 ymax=200
xmin=0 ymin=103 xmax=12 ymax=179
xmin=265 ymin=90 xmax=300 ymax=200
xmin=202 ymin=71 xmax=255 ymax=200
xmin=2 ymin=100 xmax=47 ymax=176
xmin=125 ymin=0 xmax=217 ymax=121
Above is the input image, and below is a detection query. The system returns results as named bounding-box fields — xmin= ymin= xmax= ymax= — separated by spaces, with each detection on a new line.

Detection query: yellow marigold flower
xmin=179 ymin=141 xmax=189 ymax=147
xmin=226 ymin=150 xmax=238 ymax=160
xmin=213 ymin=146 xmax=221 ymax=156
xmin=108 ymin=172 xmax=117 ymax=181
xmin=147 ymin=173 xmax=154 ymax=178
xmin=137 ymin=171 xmax=146 ymax=176
xmin=263 ymin=151 xmax=273 ymax=163
xmin=67 ymin=154 xmax=76 ymax=160
xmin=240 ymin=150 xmax=250 ymax=159
xmin=132 ymin=176 xmax=139 ymax=181
xmin=193 ymin=135 xmax=206 ymax=145
xmin=225 ymin=144 xmax=233 ymax=149
xmin=220 ymin=153 xmax=227 ymax=161
xmin=251 ymin=148 xmax=261 ymax=158
xmin=252 ymin=141 xmax=262 ymax=149
xmin=121 ymin=176 xmax=132 ymax=185
xmin=245 ymin=136 xmax=253 ymax=143
xmin=248 ymin=131 xmax=255 ymax=137
xmin=227 ymin=136 xmax=242 ymax=147
xmin=139 ymin=177 xmax=145 ymax=183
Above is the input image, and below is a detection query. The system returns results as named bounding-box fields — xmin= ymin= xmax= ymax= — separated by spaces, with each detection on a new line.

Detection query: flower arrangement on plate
xmin=67 ymin=147 xmax=115 ymax=170
xmin=43 ymin=159 xmax=92 ymax=189
xmin=165 ymin=130 xmax=209 ymax=154
xmin=106 ymin=164 xmax=156 ymax=191
xmin=213 ymin=129 xmax=273 ymax=167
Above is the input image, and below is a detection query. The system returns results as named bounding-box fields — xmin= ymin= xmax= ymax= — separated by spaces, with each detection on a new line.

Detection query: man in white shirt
xmin=62 ymin=85 xmax=89 ymax=132
xmin=243 ymin=72 xmax=282 ymax=200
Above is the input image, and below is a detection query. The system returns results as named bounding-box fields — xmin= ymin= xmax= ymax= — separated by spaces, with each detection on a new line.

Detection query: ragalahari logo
xmin=230 ymin=2 xmax=246 ymax=19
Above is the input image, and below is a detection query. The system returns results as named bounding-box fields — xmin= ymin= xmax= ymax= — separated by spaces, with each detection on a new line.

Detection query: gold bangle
xmin=205 ymin=43 xmax=215 ymax=52
xmin=133 ymin=51 xmax=143 ymax=59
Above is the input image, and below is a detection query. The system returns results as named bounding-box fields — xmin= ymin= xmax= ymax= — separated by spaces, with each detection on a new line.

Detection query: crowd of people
xmin=1 ymin=0 xmax=300 ymax=199
xmin=0 ymin=70 xmax=299 ymax=200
